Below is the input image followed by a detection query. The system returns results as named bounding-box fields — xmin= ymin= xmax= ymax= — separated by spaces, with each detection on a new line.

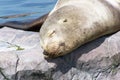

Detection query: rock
xmin=0 ymin=27 xmax=120 ymax=80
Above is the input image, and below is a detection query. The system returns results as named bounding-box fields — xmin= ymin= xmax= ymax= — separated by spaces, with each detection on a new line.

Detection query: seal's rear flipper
xmin=0 ymin=21 xmax=31 ymax=30
xmin=0 ymin=13 xmax=49 ymax=32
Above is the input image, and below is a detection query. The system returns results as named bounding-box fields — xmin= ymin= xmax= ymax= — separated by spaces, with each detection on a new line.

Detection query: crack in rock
xmin=14 ymin=54 xmax=19 ymax=80
xmin=0 ymin=68 xmax=10 ymax=80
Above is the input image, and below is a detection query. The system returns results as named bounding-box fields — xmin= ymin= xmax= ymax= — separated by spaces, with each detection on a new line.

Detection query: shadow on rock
xmin=45 ymin=35 xmax=109 ymax=74
xmin=11 ymin=70 xmax=53 ymax=80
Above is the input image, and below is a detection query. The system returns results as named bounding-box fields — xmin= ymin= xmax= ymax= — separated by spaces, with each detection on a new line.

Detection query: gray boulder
xmin=0 ymin=27 xmax=120 ymax=80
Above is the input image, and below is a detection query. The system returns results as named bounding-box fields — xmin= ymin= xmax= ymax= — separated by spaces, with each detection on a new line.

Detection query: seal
xmin=0 ymin=13 xmax=48 ymax=31
xmin=40 ymin=0 xmax=120 ymax=58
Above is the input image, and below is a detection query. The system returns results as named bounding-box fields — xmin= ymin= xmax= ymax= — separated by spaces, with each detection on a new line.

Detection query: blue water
xmin=0 ymin=0 xmax=57 ymax=23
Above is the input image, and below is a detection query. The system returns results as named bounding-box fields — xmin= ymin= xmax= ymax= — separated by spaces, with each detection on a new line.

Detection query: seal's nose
xmin=43 ymin=50 xmax=48 ymax=55
xmin=43 ymin=42 xmax=65 ymax=58
xmin=46 ymin=42 xmax=59 ymax=53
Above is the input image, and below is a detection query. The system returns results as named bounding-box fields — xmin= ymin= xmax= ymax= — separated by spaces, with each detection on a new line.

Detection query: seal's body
xmin=40 ymin=0 xmax=120 ymax=58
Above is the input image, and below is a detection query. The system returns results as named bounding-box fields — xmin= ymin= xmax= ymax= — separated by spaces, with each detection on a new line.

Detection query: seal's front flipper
xmin=0 ymin=13 xmax=49 ymax=32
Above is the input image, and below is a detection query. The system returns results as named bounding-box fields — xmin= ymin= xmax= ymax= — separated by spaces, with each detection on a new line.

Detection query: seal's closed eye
xmin=48 ymin=30 xmax=56 ymax=37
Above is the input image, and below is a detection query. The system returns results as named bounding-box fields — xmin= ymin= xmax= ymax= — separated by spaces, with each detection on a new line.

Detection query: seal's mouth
xmin=43 ymin=42 xmax=65 ymax=58
xmin=43 ymin=51 xmax=61 ymax=58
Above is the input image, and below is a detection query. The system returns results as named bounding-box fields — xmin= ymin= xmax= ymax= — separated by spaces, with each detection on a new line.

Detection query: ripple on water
xmin=0 ymin=0 xmax=57 ymax=23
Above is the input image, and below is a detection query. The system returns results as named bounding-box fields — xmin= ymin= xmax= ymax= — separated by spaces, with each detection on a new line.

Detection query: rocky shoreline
xmin=0 ymin=27 xmax=120 ymax=80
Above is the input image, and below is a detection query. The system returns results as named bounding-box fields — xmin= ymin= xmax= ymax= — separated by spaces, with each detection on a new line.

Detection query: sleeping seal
xmin=40 ymin=0 xmax=120 ymax=58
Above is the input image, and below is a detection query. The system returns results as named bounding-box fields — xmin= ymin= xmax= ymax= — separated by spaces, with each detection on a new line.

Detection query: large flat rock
xmin=0 ymin=27 xmax=120 ymax=80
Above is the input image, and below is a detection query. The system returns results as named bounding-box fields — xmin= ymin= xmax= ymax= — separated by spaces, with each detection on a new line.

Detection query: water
xmin=0 ymin=0 xmax=57 ymax=23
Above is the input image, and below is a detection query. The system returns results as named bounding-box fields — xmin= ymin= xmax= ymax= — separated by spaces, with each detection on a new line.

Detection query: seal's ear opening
xmin=63 ymin=19 xmax=67 ymax=22
xmin=58 ymin=18 xmax=68 ymax=24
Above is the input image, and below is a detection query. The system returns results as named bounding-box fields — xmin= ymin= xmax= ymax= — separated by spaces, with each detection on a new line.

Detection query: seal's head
xmin=40 ymin=5 xmax=87 ymax=58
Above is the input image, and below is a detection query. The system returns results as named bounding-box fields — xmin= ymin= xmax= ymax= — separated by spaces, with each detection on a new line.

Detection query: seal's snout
xmin=43 ymin=42 xmax=65 ymax=58
xmin=47 ymin=42 xmax=59 ymax=54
